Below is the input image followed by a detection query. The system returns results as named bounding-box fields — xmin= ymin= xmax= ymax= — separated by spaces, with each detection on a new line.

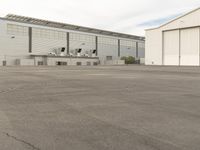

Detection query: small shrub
xmin=121 ymin=56 xmax=135 ymax=64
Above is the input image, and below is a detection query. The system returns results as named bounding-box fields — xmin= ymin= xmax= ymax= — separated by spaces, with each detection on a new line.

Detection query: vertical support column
xmin=162 ymin=31 xmax=164 ymax=65
xmin=179 ymin=29 xmax=181 ymax=66
xmin=136 ymin=42 xmax=138 ymax=58
xmin=118 ymin=39 xmax=120 ymax=57
xmin=67 ymin=32 xmax=70 ymax=55
xmin=28 ymin=27 xmax=32 ymax=53
xmin=95 ymin=36 xmax=98 ymax=56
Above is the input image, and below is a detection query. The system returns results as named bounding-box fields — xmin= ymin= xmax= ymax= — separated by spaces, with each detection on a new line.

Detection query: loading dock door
xmin=164 ymin=30 xmax=180 ymax=65
xmin=180 ymin=28 xmax=199 ymax=66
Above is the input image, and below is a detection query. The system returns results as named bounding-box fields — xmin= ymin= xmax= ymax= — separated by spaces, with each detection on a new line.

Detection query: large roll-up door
xmin=180 ymin=28 xmax=199 ymax=66
xmin=164 ymin=30 xmax=180 ymax=65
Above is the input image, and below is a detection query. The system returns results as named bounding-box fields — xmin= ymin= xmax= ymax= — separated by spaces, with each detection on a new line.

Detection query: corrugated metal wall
xmin=138 ymin=42 xmax=145 ymax=58
xmin=0 ymin=22 xmax=29 ymax=65
xmin=0 ymin=20 xmax=145 ymax=65
xmin=32 ymin=28 xmax=67 ymax=55
xmin=69 ymin=32 xmax=96 ymax=55
xmin=120 ymin=40 xmax=136 ymax=57
xmin=98 ymin=36 xmax=118 ymax=60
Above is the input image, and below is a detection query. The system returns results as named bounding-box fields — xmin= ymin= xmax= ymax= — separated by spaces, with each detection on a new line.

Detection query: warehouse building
xmin=146 ymin=7 xmax=200 ymax=66
xmin=0 ymin=14 xmax=145 ymax=66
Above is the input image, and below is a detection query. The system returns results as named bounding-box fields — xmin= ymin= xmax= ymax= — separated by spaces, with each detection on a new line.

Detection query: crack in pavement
xmin=2 ymin=132 xmax=41 ymax=150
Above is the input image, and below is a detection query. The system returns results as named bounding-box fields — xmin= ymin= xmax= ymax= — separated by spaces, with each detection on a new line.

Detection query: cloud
xmin=0 ymin=0 xmax=200 ymax=36
xmin=137 ymin=13 xmax=182 ymax=28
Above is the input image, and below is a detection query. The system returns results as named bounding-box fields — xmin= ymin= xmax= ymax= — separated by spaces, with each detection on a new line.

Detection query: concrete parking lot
xmin=0 ymin=65 xmax=200 ymax=150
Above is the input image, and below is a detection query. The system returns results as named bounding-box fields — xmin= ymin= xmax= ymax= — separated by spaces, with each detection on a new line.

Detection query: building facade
xmin=0 ymin=14 xmax=145 ymax=66
xmin=146 ymin=7 xmax=200 ymax=66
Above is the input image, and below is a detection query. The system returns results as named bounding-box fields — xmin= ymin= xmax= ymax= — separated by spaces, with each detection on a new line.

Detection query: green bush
xmin=121 ymin=56 xmax=135 ymax=64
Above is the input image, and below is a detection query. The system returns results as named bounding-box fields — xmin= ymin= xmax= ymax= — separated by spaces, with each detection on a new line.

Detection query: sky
xmin=0 ymin=0 xmax=200 ymax=36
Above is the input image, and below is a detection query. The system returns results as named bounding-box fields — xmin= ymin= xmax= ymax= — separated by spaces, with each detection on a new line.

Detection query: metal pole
xmin=96 ymin=36 xmax=98 ymax=56
xmin=136 ymin=42 xmax=138 ymax=58
xmin=67 ymin=32 xmax=70 ymax=55
xmin=29 ymin=27 xmax=32 ymax=53
xmin=118 ymin=39 xmax=120 ymax=57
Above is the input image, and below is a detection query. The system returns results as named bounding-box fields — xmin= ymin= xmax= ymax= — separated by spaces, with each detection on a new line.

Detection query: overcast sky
xmin=1 ymin=0 xmax=200 ymax=36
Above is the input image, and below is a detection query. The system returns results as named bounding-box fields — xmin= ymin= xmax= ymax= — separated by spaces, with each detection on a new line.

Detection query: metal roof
xmin=4 ymin=14 xmax=145 ymax=41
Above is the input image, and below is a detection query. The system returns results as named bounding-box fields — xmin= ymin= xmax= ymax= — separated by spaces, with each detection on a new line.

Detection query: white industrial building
xmin=146 ymin=7 xmax=200 ymax=66
xmin=0 ymin=14 xmax=145 ymax=66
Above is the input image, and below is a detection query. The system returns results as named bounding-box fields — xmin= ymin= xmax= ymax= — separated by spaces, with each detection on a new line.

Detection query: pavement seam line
xmin=2 ymin=132 xmax=41 ymax=150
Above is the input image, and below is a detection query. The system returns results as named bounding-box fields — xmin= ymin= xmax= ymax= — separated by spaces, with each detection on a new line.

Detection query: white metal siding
xmin=98 ymin=37 xmax=118 ymax=60
xmin=0 ymin=19 xmax=145 ymax=66
xmin=69 ymin=32 xmax=96 ymax=55
xmin=180 ymin=28 xmax=199 ymax=66
xmin=138 ymin=42 xmax=145 ymax=58
xmin=146 ymin=8 xmax=200 ymax=66
xmin=0 ymin=22 xmax=29 ymax=65
xmin=32 ymin=28 xmax=67 ymax=55
xmin=120 ymin=40 xmax=136 ymax=57
xmin=162 ymin=9 xmax=200 ymax=31
xmin=164 ymin=30 xmax=180 ymax=65
xmin=145 ymin=29 xmax=163 ymax=65
xmin=0 ymin=23 xmax=29 ymax=55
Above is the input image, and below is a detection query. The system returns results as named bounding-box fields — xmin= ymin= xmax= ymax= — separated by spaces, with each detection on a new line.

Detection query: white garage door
xmin=180 ymin=28 xmax=200 ymax=66
xmin=164 ymin=30 xmax=180 ymax=65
